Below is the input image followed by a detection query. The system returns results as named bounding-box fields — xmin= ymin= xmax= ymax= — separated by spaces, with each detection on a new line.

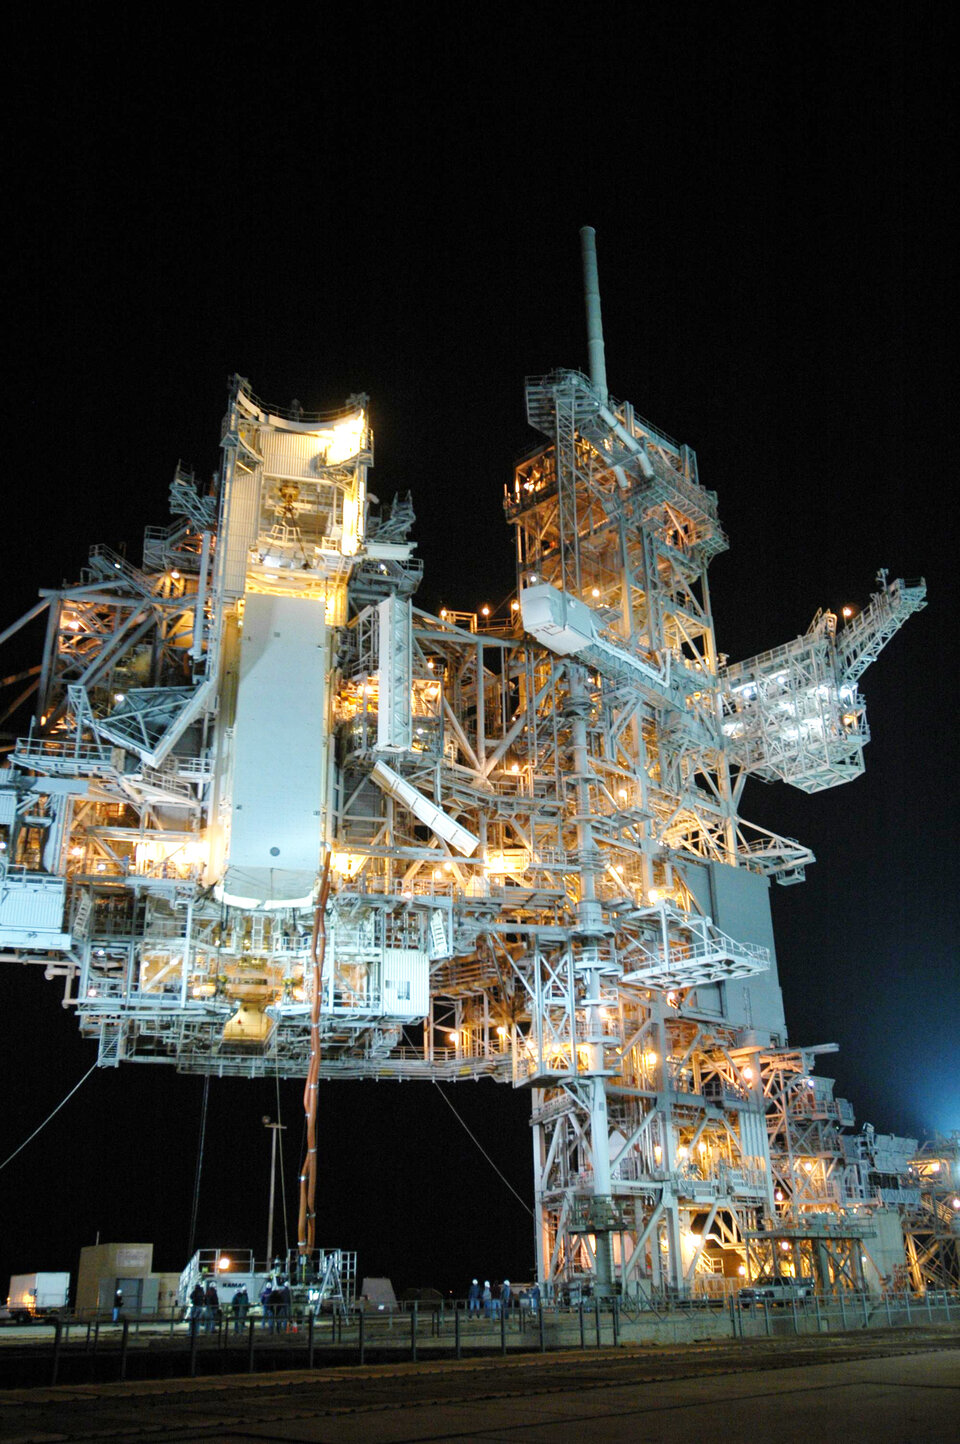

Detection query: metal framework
xmin=2 ymin=234 xmax=946 ymax=1300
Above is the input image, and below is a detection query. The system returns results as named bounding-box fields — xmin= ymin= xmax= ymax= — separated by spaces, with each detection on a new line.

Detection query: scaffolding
xmin=1 ymin=234 xmax=939 ymax=1300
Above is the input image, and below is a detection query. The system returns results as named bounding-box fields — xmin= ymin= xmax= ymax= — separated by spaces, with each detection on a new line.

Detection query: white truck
xmin=7 ymin=1272 xmax=71 ymax=1316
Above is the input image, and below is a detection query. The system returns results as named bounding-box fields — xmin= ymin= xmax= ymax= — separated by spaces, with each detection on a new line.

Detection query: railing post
xmin=905 ymin=1291 xmax=911 ymax=1323
xmin=764 ymin=1300 xmax=771 ymax=1337
xmin=307 ymin=1311 xmax=315 ymax=1368
xmin=861 ymin=1292 xmax=870 ymax=1328
xmin=51 ymin=1318 xmax=62 ymax=1387
xmin=455 ymin=1304 xmax=461 ymax=1360
xmin=595 ymin=1298 xmax=602 ymax=1348
xmin=189 ymin=1314 xmax=199 ymax=1378
xmin=612 ymin=1297 xmax=619 ymax=1346
xmin=119 ymin=1319 xmax=130 ymax=1381
xmin=839 ymin=1291 xmax=847 ymax=1331
xmin=93 ymin=1318 xmax=101 ymax=1355
xmin=814 ymin=1292 xmax=822 ymax=1332
xmin=538 ymin=1302 xmax=545 ymax=1352
xmin=926 ymin=1291 xmax=933 ymax=1322
xmin=247 ymin=1317 xmax=256 ymax=1374
xmin=578 ymin=1301 xmax=585 ymax=1349
xmin=500 ymin=1301 xmax=507 ymax=1354
xmin=359 ymin=1308 xmax=366 ymax=1365
xmin=791 ymin=1297 xmax=799 ymax=1335
xmin=411 ymin=1302 xmax=418 ymax=1362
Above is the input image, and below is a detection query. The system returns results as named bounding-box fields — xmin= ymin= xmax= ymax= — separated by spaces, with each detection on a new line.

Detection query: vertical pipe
xmin=191 ymin=530 xmax=212 ymax=666
xmin=579 ymin=227 xmax=608 ymax=403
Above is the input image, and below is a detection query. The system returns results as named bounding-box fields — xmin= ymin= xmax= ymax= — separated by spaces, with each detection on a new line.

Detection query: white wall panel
xmin=222 ymin=593 xmax=327 ymax=905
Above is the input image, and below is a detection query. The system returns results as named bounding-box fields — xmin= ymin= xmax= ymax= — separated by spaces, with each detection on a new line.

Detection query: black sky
xmin=1 ymin=8 xmax=955 ymax=1296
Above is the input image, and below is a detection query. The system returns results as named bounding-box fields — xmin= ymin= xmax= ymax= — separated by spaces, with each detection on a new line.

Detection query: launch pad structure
xmin=1 ymin=230 xmax=954 ymax=1302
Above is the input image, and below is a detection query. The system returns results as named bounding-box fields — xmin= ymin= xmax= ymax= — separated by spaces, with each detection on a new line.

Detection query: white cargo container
xmin=8 ymin=1271 xmax=70 ymax=1313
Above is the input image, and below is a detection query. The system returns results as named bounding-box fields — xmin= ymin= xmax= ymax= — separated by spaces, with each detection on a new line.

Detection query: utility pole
xmin=263 ymin=1117 xmax=286 ymax=1269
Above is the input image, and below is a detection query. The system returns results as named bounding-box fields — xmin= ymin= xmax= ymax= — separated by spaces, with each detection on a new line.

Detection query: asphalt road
xmin=0 ymin=1330 xmax=957 ymax=1442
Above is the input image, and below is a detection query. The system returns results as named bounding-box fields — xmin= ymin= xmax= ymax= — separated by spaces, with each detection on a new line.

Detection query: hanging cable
xmin=274 ymin=1060 xmax=290 ymax=1257
xmin=0 ymin=1058 xmax=99 ymax=1174
xmin=431 ymin=1080 xmax=534 ymax=1218
xmin=186 ymin=1074 xmax=210 ymax=1260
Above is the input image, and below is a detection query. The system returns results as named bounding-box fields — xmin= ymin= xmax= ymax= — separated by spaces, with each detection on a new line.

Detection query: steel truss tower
xmin=2 ymin=235 xmax=944 ymax=1300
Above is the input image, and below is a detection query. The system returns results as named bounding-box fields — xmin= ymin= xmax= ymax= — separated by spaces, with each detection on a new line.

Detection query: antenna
xmin=579 ymin=226 xmax=608 ymax=402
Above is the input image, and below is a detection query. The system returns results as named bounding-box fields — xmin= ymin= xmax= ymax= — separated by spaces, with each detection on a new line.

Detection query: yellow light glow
xmin=643 ymin=1050 xmax=658 ymax=1068
xmin=653 ymin=1144 xmax=663 ymax=1164
xmin=742 ymin=1066 xmax=754 ymax=1081
xmin=448 ymin=1031 xmax=459 ymax=1045
xmin=698 ymin=1141 xmax=707 ymax=1154
xmin=496 ymin=1025 xmax=507 ymax=1038
xmin=135 ymin=838 xmax=207 ymax=871
xmin=842 ymin=606 xmax=854 ymax=618
xmin=511 ymin=600 xmax=519 ymax=611
xmin=217 ymin=1256 xmax=231 ymax=1271
xmin=331 ymin=851 xmax=365 ymax=878
xmin=481 ymin=605 xmax=490 ymax=617
xmin=484 ymin=848 xmax=530 ymax=875
xmin=591 ymin=587 xmax=600 ymax=598
xmin=649 ymin=888 xmax=661 ymax=903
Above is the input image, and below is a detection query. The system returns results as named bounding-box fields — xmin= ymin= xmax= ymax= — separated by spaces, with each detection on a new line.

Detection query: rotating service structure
xmin=1 ymin=233 xmax=947 ymax=1300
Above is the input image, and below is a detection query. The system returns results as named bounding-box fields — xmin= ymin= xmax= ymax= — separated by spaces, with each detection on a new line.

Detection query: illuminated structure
xmin=1 ymin=231 xmax=947 ymax=1298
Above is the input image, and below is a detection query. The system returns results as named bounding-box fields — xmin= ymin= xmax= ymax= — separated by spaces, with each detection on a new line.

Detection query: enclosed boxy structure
xmin=7 ymin=1271 xmax=70 ymax=1314
xmin=1 ymin=231 xmax=950 ymax=1300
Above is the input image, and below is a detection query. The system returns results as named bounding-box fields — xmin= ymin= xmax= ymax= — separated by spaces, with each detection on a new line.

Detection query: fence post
xmin=411 ymin=1302 xmax=418 ymax=1362
xmin=119 ymin=1319 xmax=130 ymax=1381
xmin=189 ymin=1314 xmax=199 ymax=1378
xmin=905 ymin=1291 xmax=911 ymax=1323
xmin=764 ymin=1301 xmax=771 ymax=1337
xmin=926 ymin=1292 xmax=933 ymax=1322
xmin=862 ymin=1292 xmax=870 ymax=1328
xmin=500 ymin=1301 xmax=507 ymax=1354
xmin=247 ymin=1317 xmax=256 ymax=1374
xmin=578 ymin=1301 xmax=585 ymax=1349
xmin=93 ymin=1318 xmax=101 ymax=1355
xmin=814 ymin=1292 xmax=822 ymax=1332
xmin=612 ymin=1297 xmax=619 ymax=1346
xmin=307 ymin=1312 xmax=315 ymax=1368
xmin=455 ymin=1304 xmax=461 ymax=1360
xmin=51 ymin=1319 xmax=62 ymax=1387
xmin=359 ymin=1309 xmax=366 ymax=1365
xmin=538 ymin=1302 xmax=545 ymax=1352
xmin=791 ymin=1298 xmax=799 ymax=1335
xmin=839 ymin=1291 xmax=847 ymax=1331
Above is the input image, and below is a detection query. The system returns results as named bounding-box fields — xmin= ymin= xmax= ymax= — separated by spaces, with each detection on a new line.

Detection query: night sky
xmin=1 ymin=9 xmax=955 ymax=1299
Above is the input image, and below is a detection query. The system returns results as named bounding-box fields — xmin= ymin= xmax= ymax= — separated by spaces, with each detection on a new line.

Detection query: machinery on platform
xmin=1 ymin=231 xmax=948 ymax=1300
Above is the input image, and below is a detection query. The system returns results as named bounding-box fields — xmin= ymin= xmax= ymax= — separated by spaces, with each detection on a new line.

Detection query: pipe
xmin=298 ymin=853 xmax=332 ymax=1259
xmin=579 ymin=227 xmax=608 ymax=403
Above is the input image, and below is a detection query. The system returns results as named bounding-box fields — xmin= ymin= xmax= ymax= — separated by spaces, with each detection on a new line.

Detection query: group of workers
xmin=188 ymin=1276 xmax=293 ymax=1332
xmin=466 ymin=1278 xmax=538 ymax=1317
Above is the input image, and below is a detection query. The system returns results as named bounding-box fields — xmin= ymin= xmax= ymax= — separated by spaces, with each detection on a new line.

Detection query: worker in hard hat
xmin=468 ymin=1278 xmax=481 ymax=1316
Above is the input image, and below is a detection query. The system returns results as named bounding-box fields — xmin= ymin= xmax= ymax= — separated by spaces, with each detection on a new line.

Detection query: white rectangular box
xmin=222 ymin=593 xmax=328 ymax=906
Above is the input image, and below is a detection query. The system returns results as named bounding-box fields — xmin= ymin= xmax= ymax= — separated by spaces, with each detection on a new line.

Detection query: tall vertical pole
xmin=579 ymin=227 xmax=608 ymax=403
xmin=264 ymin=1119 xmax=286 ymax=1267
